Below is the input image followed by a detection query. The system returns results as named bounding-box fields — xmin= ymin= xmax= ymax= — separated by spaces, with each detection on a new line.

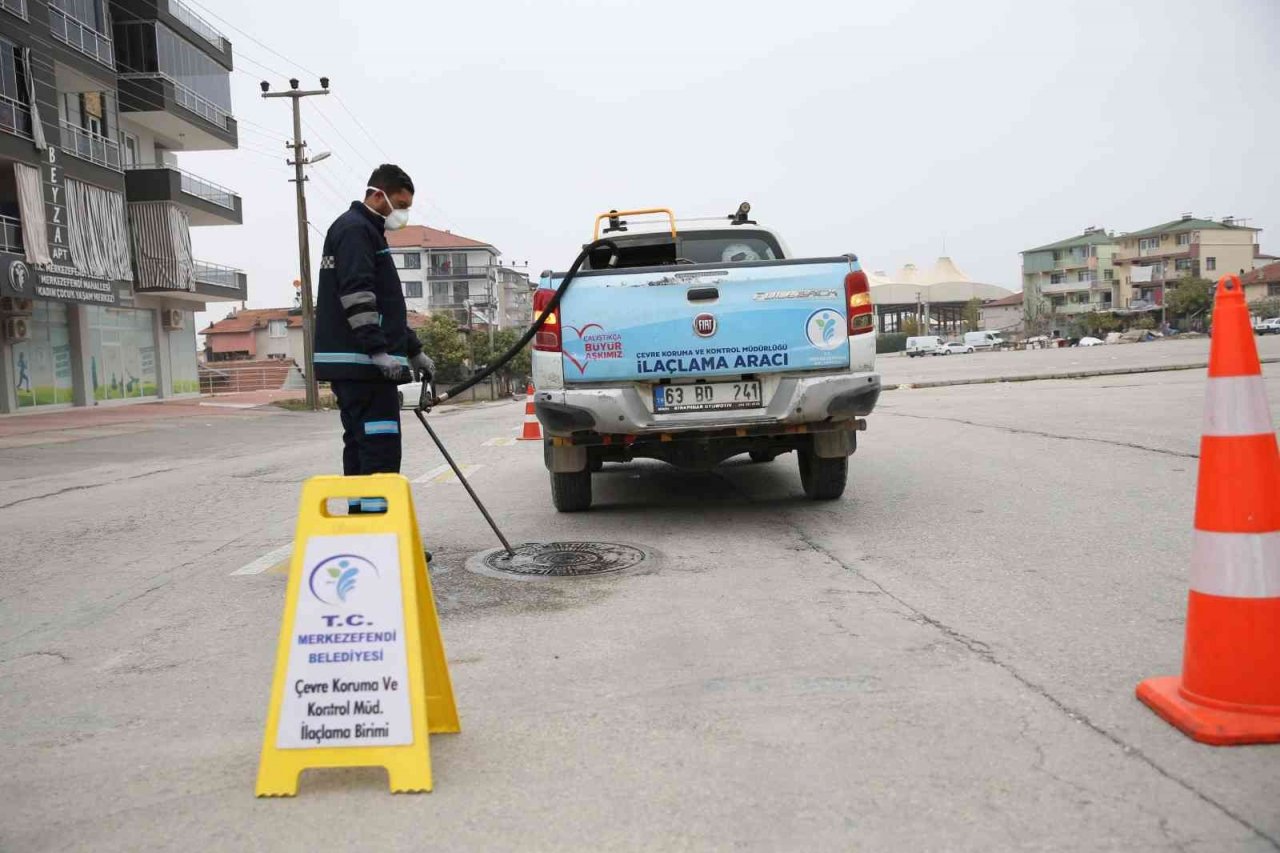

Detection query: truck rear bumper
xmin=535 ymin=372 xmax=880 ymax=437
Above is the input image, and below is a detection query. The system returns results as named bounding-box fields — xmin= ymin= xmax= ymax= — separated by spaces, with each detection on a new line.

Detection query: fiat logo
xmin=693 ymin=313 xmax=717 ymax=337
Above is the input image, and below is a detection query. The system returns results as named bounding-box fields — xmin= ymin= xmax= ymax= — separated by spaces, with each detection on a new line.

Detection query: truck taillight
xmin=533 ymin=288 xmax=561 ymax=351
xmin=845 ymin=270 xmax=874 ymax=335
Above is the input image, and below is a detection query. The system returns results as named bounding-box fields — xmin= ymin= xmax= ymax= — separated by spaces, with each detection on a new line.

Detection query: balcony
xmin=116 ymin=74 xmax=237 ymax=151
xmin=48 ymin=1 xmax=114 ymax=70
xmin=60 ymin=122 xmax=121 ymax=171
xmin=192 ymin=260 xmax=246 ymax=301
xmin=1041 ymin=278 xmax=1096 ymax=294
xmin=166 ymin=0 xmax=227 ymax=52
xmin=0 ymin=93 xmax=33 ymax=140
xmin=427 ymin=267 xmax=489 ymax=279
xmin=124 ymin=163 xmax=242 ymax=225
xmin=0 ymin=213 xmax=23 ymax=255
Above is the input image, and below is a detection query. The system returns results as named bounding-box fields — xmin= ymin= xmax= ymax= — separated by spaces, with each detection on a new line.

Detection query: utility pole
xmin=487 ymin=266 xmax=497 ymax=399
xmin=262 ymin=76 xmax=330 ymax=412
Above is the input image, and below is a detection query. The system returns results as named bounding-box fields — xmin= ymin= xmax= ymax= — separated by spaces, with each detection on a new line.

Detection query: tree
xmin=416 ymin=314 xmax=470 ymax=382
xmin=1249 ymin=297 xmax=1280 ymax=321
xmin=472 ymin=328 xmax=532 ymax=383
xmin=962 ymin=297 xmax=982 ymax=332
xmin=901 ymin=316 xmax=921 ymax=336
xmin=1164 ymin=276 xmax=1212 ymax=322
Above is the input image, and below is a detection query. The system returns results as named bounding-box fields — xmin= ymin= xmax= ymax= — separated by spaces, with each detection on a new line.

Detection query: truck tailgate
xmin=554 ymin=259 xmax=854 ymax=384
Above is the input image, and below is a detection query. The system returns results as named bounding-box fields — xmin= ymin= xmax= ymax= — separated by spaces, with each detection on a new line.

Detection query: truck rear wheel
xmin=798 ymin=449 xmax=847 ymax=500
xmin=550 ymin=469 xmax=593 ymax=512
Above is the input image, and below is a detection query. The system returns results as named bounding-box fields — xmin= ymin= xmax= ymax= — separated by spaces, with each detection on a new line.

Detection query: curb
xmin=883 ymin=357 xmax=1280 ymax=392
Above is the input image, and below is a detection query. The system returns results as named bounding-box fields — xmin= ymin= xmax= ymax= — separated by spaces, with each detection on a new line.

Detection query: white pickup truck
xmin=530 ymin=207 xmax=881 ymax=511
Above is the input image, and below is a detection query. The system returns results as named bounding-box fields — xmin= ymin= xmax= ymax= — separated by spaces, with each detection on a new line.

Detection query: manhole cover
xmin=480 ymin=542 xmax=647 ymax=577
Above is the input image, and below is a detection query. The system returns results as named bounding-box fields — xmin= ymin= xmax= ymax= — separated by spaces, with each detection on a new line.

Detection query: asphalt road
xmin=1 ymin=351 xmax=1278 ymax=852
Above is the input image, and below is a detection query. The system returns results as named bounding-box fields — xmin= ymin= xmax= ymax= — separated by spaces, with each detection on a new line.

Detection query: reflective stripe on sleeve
xmin=1203 ymin=376 xmax=1276 ymax=437
xmin=364 ymin=420 xmax=400 ymax=436
xmin=1190 ymin=530 xmax=1280 ymax=598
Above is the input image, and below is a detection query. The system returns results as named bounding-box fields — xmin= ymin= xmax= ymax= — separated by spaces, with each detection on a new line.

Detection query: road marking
xmin=413 ymin=464 xmax=451 ymax=483
xmin=231 ymin=543 xmax=292 ymax=576
xmin=416 ymin=463 xmax=485 ymax=485
xmin=199 ymin=401 xmax=259 ymax=409
xmin=483 ymin=436 xmax=517 ymax=447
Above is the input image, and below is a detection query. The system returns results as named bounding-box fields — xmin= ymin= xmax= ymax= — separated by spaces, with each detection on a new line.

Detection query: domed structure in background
xmin=868 ymin=256 xmax=1014 ymax=335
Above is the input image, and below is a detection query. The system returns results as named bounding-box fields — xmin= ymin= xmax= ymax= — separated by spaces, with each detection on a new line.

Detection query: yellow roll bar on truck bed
xmin=593 ymin=208 xmax=678 ymax=240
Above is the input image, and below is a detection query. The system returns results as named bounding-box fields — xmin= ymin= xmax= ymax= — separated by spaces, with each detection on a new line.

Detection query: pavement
xmin=1 ymin=344 xmax=1278 ymax=852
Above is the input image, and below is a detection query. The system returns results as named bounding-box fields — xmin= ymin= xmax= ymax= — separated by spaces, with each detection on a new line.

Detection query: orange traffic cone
xmin=1136 ymin=273 xmax=1280 ymax=745
xmin=517 ymin=383 xmax=542 ymax=441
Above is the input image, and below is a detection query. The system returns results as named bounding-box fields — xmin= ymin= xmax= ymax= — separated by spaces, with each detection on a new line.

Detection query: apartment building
xmin=1020 ymin=227 xmax=1120 ymax=319
xmin=1111 ymin=214 xmax=1261 ymax=307
xmin=385 ymin=224 xmax=532 ymax=329
xmin=0 ymin=0 xmax=246 ymax=412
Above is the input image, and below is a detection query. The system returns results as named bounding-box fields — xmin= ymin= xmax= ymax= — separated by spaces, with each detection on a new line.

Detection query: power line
xmin=183 ymin=0 xmax=321 ymax=79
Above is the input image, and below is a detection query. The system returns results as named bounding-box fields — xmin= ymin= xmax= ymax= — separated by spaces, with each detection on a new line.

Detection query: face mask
xmin=366 ymin=187 xmax=411 ymax=230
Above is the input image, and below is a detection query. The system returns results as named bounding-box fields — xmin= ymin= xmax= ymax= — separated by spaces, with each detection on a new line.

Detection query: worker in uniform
xmin=314 ymin=164 xmax=434 ymax=512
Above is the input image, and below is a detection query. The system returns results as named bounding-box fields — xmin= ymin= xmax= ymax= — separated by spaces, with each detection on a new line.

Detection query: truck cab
xmin=531 ymin=206 xmax=881 ymax=511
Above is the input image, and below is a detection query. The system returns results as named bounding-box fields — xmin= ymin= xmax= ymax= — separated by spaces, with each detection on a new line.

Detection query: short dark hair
xmin=366 ymin=164 xmax=414 ymax=196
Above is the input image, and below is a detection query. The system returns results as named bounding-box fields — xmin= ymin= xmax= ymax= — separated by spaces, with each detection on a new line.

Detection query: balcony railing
xmin=1 ymin=0 xmax=28 ymax=21
xmin=126 ymin=163 xmax=237 ymax=210
xmin=117 ymin=73 xmax=232 ymax=130
xmin=166 ymin=0 xmax=226 ymax=50
xmin=48 ymin=2 xmax=114 ymax=68
xmin=60 ymin=121 xmax=122 ymax=171
xmin=1042 ymin=278 xmax=1096 ymax=294
xmin=193 ymin=260 xmax=244 ymax=289
xmin=0 ymin=213 xmax=23 ymax=255
xmin=0 ymin=93 xmax=32 ymax=139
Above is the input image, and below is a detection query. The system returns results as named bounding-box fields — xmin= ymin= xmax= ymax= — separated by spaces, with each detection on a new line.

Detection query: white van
xmin=905 ymin=335 xmax=943 ymax=357
xmin=963 ymin=331 xmax=1005 ymax=350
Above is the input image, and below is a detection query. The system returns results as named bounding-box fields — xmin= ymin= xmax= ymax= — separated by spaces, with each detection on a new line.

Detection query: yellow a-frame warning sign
xmin=255 ymin=475 xmax=459 ymax=796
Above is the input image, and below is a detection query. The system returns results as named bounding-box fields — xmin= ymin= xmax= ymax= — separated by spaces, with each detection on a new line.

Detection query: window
xmin=430 ymin=253 xmax=468 ymax=275
xmin=1206 ymin=257 xmax=1216 ymax=271
xmin=429 ymin=281 xmax=451 ymax=306
xmin=1072 ymin=293 xmax=1090 ymax=304
xmin=1175 ymin=258 xmax=1192 ymax=272
xmin=1139 ymin=237 xmax=1161 ymax=251
xmin=1049 ymin=272 xmax=1065 ymax=284
xmin=1176 ymin=233 xmax=1191 ymax=246
xmin=1052 ymin=250 xmax=1063 ymax=262
xmin=114 ymin=22 xmax=233 ymax=116
xmin=0 ymin=36 xmax=32 ymax=138
xmin=392 ymin=251 xmax=420 ymax=269
xmin=120 ymin=131 xmax=139 ymax=166
xmin=1103 ymin=269 xmax=1114 ymax=282
xmin=1269 ymin=283 xmax=1280 ymax=297
xmin=1076 ymin=270 xmax=1094 ymax=283
xmin=404 ymin=281 xmax=422 ymax=298
xmin=268 ymin=319 xmax=287 ymax=338
xmin=1051 ymin=296 xmax=1066 ymax=307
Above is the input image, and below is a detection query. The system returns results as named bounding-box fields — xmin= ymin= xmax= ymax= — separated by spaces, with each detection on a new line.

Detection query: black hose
xmin=422 ymin=238 xmax=617 ymax=407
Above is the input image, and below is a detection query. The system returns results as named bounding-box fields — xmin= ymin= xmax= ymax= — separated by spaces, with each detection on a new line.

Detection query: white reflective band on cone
xmin=1190 ymin=530 xmax=1280 ymax=598
xmin=1203 ymin=376 xmax=1276 ymax=437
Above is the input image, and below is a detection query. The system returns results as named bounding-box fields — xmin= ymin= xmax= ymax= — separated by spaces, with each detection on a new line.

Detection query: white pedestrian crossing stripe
xmin=483 ymin=436 xmax=517 ymax=447
xmin=231 ymin=543 xmax=292 ymax=576
xmin=419 ymin=463 xmax=484 ymax=485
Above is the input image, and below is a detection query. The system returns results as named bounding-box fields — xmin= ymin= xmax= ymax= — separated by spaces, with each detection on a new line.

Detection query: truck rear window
xmin=584 ymin=229 xmax=784 ymax=270
xmin=679 ymin=231 xmax=782 ymax=264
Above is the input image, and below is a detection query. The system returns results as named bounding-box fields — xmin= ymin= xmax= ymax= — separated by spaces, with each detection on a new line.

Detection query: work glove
xmin=371 ymin=351 xmax=407 ymax=381
xmin=410 ymin=352 xmax=436 ymax=382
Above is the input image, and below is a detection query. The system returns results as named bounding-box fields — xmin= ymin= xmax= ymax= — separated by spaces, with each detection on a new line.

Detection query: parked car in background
xmin=963 ymin=331 xmax=1006 ymax=350
xmin=1078 ymin=336 xmax=1105 ymax=346
xmin=905 ymin=335 xmax=943 ymax=357
xmin=933 ymin=342 xmax=974 ymax=355
xmin=1254 ymin=318 xmax=1280 ymax=335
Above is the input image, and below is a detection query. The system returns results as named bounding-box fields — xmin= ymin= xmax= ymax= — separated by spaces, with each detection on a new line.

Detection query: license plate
xmin=652 ymin=381 xmax=764 ymax=413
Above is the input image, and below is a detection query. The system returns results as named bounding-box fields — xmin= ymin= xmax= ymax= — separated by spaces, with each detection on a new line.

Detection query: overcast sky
xmin=184 ymin=0 xmax=1280 ymax=330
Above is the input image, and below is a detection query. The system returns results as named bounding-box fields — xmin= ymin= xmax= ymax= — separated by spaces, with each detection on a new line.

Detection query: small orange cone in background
xmin=1136 ymin=273 xmax=1280 ymax=745
xmin=518 ymin=383 xmax=542 ymax=441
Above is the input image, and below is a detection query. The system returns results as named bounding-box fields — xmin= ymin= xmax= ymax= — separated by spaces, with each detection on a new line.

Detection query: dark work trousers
xmin=332 ymin=379 xmax=402 ymax=513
